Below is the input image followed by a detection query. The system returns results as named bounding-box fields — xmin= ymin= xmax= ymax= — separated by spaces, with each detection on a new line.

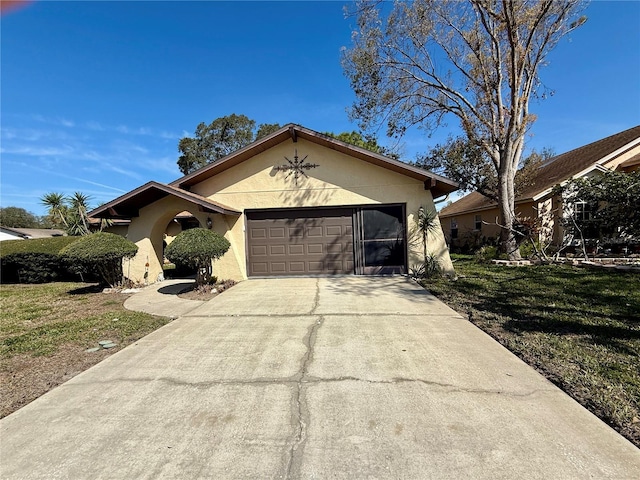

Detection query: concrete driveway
xmin=1 ymin=277 xmax=638 ymax=479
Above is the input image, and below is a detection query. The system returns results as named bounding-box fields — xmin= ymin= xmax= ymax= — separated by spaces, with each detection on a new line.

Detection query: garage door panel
xmin=307 ymin=244 xmax=323 ymax=254
xmin=325 ymin=225 xmax=343 ymax=236
xmin=289 ymin=227 xmax=304 ymax=238
xmin=325 ymin=261 xmax=344 ymax=272
xmin=326 ymin=244 xmax=344 ymax=254
xmin=270 ymin=262 xmax=286 ymax=273
xmin=251 ymin=228 xmax=267 ymax=239
xmin=251 ymin=245 xmax=268 ymax=256
xmin=288 ymin=245 xmax=304 ymax=255
xmin=269 ymin=227 xmax=285 ymax=238
xmin=247 ymin=209 xmax=354 ymax=276
xmin=307 ymin=226 xmax=323 ymax=237
xmin=252 ymin=262 xmax=268 ymax=274
xmin=289 ymin=262 xmax=306 ymax=272
xmin=308 ymin=261 xmax=324 ymax=272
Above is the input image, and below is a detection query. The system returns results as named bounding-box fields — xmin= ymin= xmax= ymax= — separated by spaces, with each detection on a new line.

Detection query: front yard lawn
xmin=422 ymin=255 xmax=640 ymax=447
xmin=0 ymin=282 xmax=171 ymax=418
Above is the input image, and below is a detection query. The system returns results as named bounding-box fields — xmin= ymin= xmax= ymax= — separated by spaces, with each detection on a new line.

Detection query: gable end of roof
xmin=170 ymin=124 xmax=459 ymax=197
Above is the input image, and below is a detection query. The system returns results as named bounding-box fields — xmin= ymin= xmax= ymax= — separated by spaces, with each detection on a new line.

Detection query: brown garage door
xmin=246 ymin=208 xmax=354 ymax=276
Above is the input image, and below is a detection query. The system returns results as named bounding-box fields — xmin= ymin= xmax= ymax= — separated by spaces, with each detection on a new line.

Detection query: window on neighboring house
xmin=474 ymin=214 xmax=482 ymax=231
xmin=573 ymin=201 xmax=599 ymax=238
xmin=574 ymin=202 xmax=593 ymax=222
xmin=450 ymin=218 xmax=458 ymax=239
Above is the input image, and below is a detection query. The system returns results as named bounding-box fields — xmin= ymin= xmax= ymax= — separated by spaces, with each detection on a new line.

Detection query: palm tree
xmin=68 ymin=192 xmax=92 ymax=235
xmin=40 ymin=191 xmax=94 ymax=235
xmin=416 ymin=207 xmax=440 ymax=260
xmin=40 ymin=192 xmax=69 ymax=229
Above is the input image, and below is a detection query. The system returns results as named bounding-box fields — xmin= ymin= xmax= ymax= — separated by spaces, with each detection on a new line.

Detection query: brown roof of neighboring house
xmin=440 ymin=125 xmax=640 ymax=218
xmin=88 ymin=181 xmax=241 ymax=219
xmin=171 ymin=124 xmax=459 ymax=198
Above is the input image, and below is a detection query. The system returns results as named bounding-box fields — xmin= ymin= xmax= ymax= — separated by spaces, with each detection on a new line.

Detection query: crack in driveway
xmin=284 ymin=278 xmax=323 ymax=479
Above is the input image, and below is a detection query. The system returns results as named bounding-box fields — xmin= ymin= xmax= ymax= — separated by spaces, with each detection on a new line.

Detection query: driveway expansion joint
xmin=300 ymin=376 xmax=555 ymax=398
xmin=68 ymin=373 xmax=554 ymax=400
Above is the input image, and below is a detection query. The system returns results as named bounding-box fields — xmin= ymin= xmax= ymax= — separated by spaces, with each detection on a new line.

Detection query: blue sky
xmin=1 ymin=0 xmax=639 ymax=217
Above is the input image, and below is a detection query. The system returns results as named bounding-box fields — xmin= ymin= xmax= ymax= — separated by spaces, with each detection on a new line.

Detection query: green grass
xmin=0 ymin=282 xmax=173 ymax=418
xmin=0 ymin=282 xmax=171 ymax=358
xmin=422 ymin=255 xmax=640 ymax=446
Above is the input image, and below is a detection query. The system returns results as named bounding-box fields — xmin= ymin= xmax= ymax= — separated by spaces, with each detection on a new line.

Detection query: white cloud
xmin=58 ymin=118 xmax=75 ymax=128
xmin=86 ymin=121 xmax=105 ymax=131
xmin=0 ymin=145 xmax=74 ymax=156
xmin=105 ymin=164 xmax=144 ymax=180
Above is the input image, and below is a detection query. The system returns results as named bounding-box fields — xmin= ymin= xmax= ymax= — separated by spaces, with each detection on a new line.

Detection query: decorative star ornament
xmin=274 ymin=149 xmax=319 ymax=186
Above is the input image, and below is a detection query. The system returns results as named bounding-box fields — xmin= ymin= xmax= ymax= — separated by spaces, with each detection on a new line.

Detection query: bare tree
xmin=342 ymin=0 xmax=586 ymax=259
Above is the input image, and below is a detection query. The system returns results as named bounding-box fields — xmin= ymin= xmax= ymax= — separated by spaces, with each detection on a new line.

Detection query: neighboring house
xmin=439 ymin=125 xmax=640 ymax=249
xmin=88 ymin=218 xmax=130 ymax=237
xmin=89 ymin=124 xmax=458 ymax=283
xmin=0 ymin=227 xmax=66 ymax=242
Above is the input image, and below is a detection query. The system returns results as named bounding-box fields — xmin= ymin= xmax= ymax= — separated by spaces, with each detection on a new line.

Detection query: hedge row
xmin=1 ymin=237 xmax=82 ymax=283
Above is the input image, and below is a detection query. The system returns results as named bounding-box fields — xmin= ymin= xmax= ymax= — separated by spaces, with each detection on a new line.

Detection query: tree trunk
xmin=497 ymin=164 xmax=522 ymax=261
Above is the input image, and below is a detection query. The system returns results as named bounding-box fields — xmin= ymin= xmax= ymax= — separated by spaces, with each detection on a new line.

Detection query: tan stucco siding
xmin=120 ymin=139 xmax=453 ymax=283
xmin=126 ymin=196 xmax=212 ymax=284
xmin=192 ymin=140 xmax=424 ymax=208
xmin=191 ymin=139 xmax=452 ymax=278
xmin=442 ymin=202 xmax=538 ymax=247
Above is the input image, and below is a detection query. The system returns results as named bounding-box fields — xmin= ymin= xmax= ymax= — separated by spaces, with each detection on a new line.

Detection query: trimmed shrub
xmin=165 ymin=228 xmax=230 ymax=286
xmin=60 ymin=232 xmax=138 ymax=287
xmin=0 ymin=237 xmax=81 ymax=283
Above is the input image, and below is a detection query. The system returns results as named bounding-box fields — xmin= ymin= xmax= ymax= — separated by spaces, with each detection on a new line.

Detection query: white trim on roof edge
xmin=531 ymin=164 xmax=610 ymax=202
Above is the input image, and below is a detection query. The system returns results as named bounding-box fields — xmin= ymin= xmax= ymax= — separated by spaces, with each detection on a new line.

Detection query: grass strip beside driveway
xmin=0 ymin=282 xmax=171 ymax=418
xmin=422 ymin=255 xmax=640 ymax=447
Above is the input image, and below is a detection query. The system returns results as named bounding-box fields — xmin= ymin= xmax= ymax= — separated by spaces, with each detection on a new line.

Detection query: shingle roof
xmin=171 ymin=124 xmax=459 ymax=197
xmin=88 ymin=181 xmax=241 ymax=219
xmin=440 ymin=125 xmax=640 ymax=217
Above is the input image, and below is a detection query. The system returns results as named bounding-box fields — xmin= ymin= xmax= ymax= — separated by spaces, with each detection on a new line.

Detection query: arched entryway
xmin=88 ymin=181 xmax=241 ymax=284
xmin=161 ymin=211 xmax=202 ymax=278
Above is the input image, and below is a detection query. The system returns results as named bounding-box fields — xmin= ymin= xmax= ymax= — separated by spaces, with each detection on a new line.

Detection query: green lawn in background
xmin=422 ymin=255 xmax=640 ymax=447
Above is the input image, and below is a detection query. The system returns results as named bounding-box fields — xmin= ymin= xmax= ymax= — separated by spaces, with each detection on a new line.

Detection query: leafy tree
xmin=61 ymin=232 xmax=138 ymax=287
xmin=256 ymin=122 xmax=282 ymax=140
xmin=40 ymin=192 xmax=93 ymax=235
xmin=177 ymin=115 xmax=282 ymax=174
xmin=559 ymin=170 xmax=640 ymax=243
xmin=417 ymin=138 xmax=553 ymax=202
xmin=324 ymin=130 xmax=399 ymax=159
xmin=342 ymin=0 xmax=586 ymax=259
xmin=0 ymin=206 xmax=41 ymax=228
xmin=164 ymin=228 xmax=230 ymax=286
